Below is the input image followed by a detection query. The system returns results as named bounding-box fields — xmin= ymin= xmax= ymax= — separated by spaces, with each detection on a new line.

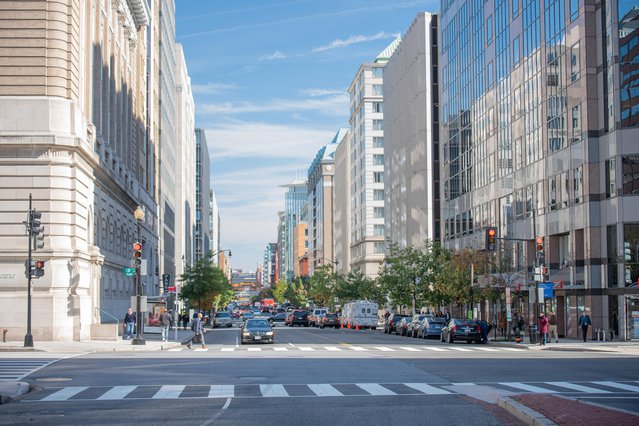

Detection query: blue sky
xmin=175 ymin=0 xmax=438 ymax=271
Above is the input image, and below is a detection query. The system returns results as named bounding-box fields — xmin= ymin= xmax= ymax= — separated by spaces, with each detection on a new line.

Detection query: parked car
xmin=268 ymin=312 xmax=287 ymax=325
xmin=212 ymin=311 xmax=232 ymax=328
xmin=384 ymin=314 xmax=410 ymax=334
xmin=440 ymin=318 xmax=482 ymax=343
xmin=407 ymin=314 xmax=429 ymax=338
xmin=241 ymin=311 xmax=254 ymax=321
xmin=417 ymin=316 xmax=446 ymax=339
xmin=309 ymin=308 xmax=328 ymax=326
xmin=394 ymin=317 xmax=412 ymax=336
xmin=319 ymin=313 xmax=340 ymax=329
xmin=240 ymin=319 xmax=274 ymax=344
xmin=287 ymin=310 xmax=310 ymax=327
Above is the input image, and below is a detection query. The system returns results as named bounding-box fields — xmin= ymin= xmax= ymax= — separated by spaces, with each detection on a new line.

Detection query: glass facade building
xmin=440 ymin=0 xmax=639 ymax=339
xmin=281 ymin=181 xmax=308 ymax=282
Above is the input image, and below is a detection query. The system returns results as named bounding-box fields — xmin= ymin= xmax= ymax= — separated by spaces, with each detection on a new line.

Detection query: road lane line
xmin=308 ymin=384 xmax=343 ymax=396
xmin=373 ymin=346 xmax=395 ymax=351
xmin=247 ymin=348 xmax=262 ymax=352
xmin=447 ymin=347 xmax=472 ymax=352
xmin=273 ymin=347 xmax=288 ymax=351
xmin=499 ymin=382 xmax=557 ymax=393
xmin=221 ymin=348 xmax=235 ymax=352
xmin=153 ymin=385 xmax=185 ymax=399
xmin=404 ymin=383 xmax=451 ymax=395
xmin=349 ymin=346 xmax=367 ymax=351
xmin=594 ymin=381 xmax=639 ymax=393
xmin=547 ymin=382 xmax=611 ymax=393
xmin=399 ymin=347 xmax=421 ymax=352
xmin=501 ymin=348 xmax=524 ymax=351
xmin=97 ymin=386 xmax=137 ymax=400
xmin=475 ymin=347 xmax=500 ymax=352
xmin=209 ymin=385 xmax=234 ymax=398
xmin=42 ymin=387 xmax=89 ymax=401
xmin=356 ymin=383 xmax=396 ymax=396
xmin=324 ymin=346 xmax=342 ymax=351
xmin=421 ymin=347 xmax=448 ymax=351
xmin=299 ymin=347 xmax=314 ymax=351
xmin=260 ymin=384 xmax=289 ymax=397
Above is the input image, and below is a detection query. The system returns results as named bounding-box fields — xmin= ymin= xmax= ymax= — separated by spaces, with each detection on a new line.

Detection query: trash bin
xmin=528 ymin=325 xmax=537 ymax=344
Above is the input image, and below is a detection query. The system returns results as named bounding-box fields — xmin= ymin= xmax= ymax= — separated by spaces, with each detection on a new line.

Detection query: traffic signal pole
xmin=24 ymin=194 xmax=34 ymax=348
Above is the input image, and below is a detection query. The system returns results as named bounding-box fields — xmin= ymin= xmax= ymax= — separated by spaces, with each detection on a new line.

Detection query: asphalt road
xmin=1 ymin=326 xmax=638 ymax=426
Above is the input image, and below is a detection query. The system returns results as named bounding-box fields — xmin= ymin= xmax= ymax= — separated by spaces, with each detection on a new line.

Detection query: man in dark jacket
xmin=579 ymin=311 xmax=592 ymax=342
xmin=186 ymin=313 xmax=207 ymax=349
xmin=123 ymin=308 xmax=136 ymax=340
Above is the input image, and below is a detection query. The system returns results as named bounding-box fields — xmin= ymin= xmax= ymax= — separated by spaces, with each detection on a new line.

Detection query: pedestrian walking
xmin=548 ymin=310 xmax=559 ymax=343
xmin=444 ymin=310 xmax=451 ymax=322
xmin=123 ymin=307 xmax=136 ymax=340
xmin=186 ymin=313 xmax=207 ymax=349
xmin=477 ymin=319 xmax=492 ymax=343
xmin=159 ymin=308 xmax=171 ymax=342
xmin=537 ymin=313 xmax=548 ymax=345
xmin=579 ymin=310 xmax=592 ymax=342
xmin=498 ymin=311 xmax=507 ymax=337
xmin=182 ymin=313 xmax=189 ymax=330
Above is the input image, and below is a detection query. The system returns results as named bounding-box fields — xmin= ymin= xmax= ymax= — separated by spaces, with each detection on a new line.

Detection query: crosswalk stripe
xmin=168 ymin=348 xmax=183 ymax=352
xmin=260 ymin=384 xmax=288 ymax=397
xmin=399 ymin=347 xmax=421 ymax=352
xmin=447 ymin=347 xmax=472 ymax=352
xmin=475 ymin=347 xmax=500 ymax=352
xmin=374 ymin=346 xmax=395 ymax=351
xmin=273 ymin=347 xmax=288 ymax=351
xmin=499 ymin=382 xmax=557 ymax=393
xmin=221 ymin=348 xmax=235 ymax=352
xmin=422 ymin=347 xmax=448 ymax=351
xmin=42 ymin=387 xmax=89 ymax=401
xmin=547 ymin=382 xmax=610 ymax=393
xmin=501 ymin=348 xmax=524 ymax=351
xmin=308 ymin=384 xmax=343 ymax=397
xmin=349 ymin=346 xmax=367 ymax=351
xmin=356 ymin=383 xmax=396 ymax=396
xmin=98 ymin=386 xmax=136 ymax=400
xmin=209 ymin=385 xmax=234 ymax=398
xmin=299 ymin=347 xmax=314 ymax=351
xmin=247 ymin=348 xmax=262 ymax=352
xmin=153 ymin=385 xmax=185 ymax=399
xmin=325 ymin=347 xmax=342 ymax=351
xmin=194 ymin=348 xmax=208 ymax=352
xmin=404 ymin=383 xmax=451 ymax=395
xmin=594 ymin=381 xmax=639 ymax=393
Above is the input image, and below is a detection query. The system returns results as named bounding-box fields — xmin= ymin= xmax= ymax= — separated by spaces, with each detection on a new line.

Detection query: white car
xmin=213 ymin=311 xmax=232 ymax=328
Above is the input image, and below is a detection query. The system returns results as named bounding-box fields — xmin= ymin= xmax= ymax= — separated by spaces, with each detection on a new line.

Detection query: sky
xmin=175 ymin=0 xmax=439 ymax=271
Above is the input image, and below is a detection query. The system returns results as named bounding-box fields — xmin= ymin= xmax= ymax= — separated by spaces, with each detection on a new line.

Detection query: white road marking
xmin=260 ymin=384 xmax=289 ymax=397
xmin=399 ymin=347 xmax=421 ymax=352
xmin=404 ymin=383 xmax=451 ymax=395
xmin=547 ymin=382 xmax=610 ymax=393
xmin=194 ymin=348 xmax=208 ymax=352
xmin=42 ymin=387 xmax=89 ymax=401
xmin=168 ymin=348 xmax=183 ymax=352
xmin=373 ymin=346 xmax=395 ymax=351
xmin=308 ymin=384 xmax=343 ymax=397
xmin=299 ymin=347 xmax=314 ymax=351
xmin=247 ymin=348 xmax=262 ymax=352
xmin=324 ymin=347 xmax=342 ymax=351
xmin=97 ymin=386 xmax=136 ymax=400
xmin=153 ymin=385 xmax=185 ymax=399
xmin=422 ymin=347 xmax=448 ymax=351
xmin=475 ymin=347 xmax=500 ymax=352
xmin=349 ymin=346 xmax=368 ymax=351
xmin=447 ymin=347 xmax=472 ymax=352
xmin=594 ymin=381 xmax=639 ymax=393
xmin=273 ymin=347 xmax=288 ymax=351
xmin=499 ymin=382 xmax=557 ymax=393
xmin=356 ymin=383 xmax=396 ymax=396
xmin=221 ymin=348 xmax=235 ymax=352
xmin=209 ymin=385 xmax=234 ymax=398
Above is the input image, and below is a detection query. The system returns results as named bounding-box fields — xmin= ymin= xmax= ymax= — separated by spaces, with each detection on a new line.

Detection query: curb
xmin=497 ymin=396 xmax=556 ymax=426
xmin=0 ymin=382 xmax=30 ymax=405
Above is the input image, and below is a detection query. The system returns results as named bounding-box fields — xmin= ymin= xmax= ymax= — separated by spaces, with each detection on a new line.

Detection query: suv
xmin=213 ymin=311 xmax=232 ymax=328
xmin=384 ymin=314 xmax=410 ymax=334
xmin=290 ymin=310 xmax=310 ymax=327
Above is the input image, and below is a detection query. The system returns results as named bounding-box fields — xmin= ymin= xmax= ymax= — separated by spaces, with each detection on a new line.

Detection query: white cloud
xmin=199 ymin=93 xmax=349 ymax=116
xmin=302 ymin=88 xmax=347 ymax=97
xmin=260 ymin=50 xmax=286 ymax=60
xmin=312 ymin=31 xmax=399 ymax=52
xmin=191 ymin=82 xmax=237 ymax=95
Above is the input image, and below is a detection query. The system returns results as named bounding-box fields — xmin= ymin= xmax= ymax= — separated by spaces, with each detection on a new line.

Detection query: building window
xmin=373 ymin=102 xmax=383 ymax=113
xmin=569 ymin=0 xmax=579 ymax=21
xmin=374 ymin=207 xmax=384 ymax=218
xmin=606 ymin=158 xmax=616 ymax=198
xmin=373 ymin=137 xmax=384 ymax=147
xmin=372 ymin=84 xmax=383 ymax=96
xmin=573 ymin=166 xmax=583 ymax=204
xmin=374 ymin=224 xmax=385 ymax=236
xmin=549 ymin=176 xmax=557 ymax=211
xmin=513 ymin=36 xmax=520 ymax=67
xmin=372 ymin=67 xmax=383 ymax=78
xmin=373 ymin=172 xmax=384 ymax=183
xmin=486 ymin=15 xmax=493 ymax=45
xmin=373 ymin=119 xmax=384 ymax=130
xmin=373 ymin=154 xmax=384 ymax=165
xmin=622 ymin=155 xmax=639 ymax=195
xmin=571 ymin=104 xmax=581 ymax=143
xmin=512 ymin=0 xmax=519 ymax=18
xmin=374 ymin=242 xmax=386 ymax=253
xmin=374 ymin=189 xmax=384 ymax=201
xmin=571 ymin=42 xmax=580 ymax=82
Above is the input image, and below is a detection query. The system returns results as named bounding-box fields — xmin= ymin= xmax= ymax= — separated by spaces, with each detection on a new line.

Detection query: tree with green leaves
xmin=308 ymin=265 xmax=335 ymax=307
xmin=178 ymin=257 xmax=232 ymax=312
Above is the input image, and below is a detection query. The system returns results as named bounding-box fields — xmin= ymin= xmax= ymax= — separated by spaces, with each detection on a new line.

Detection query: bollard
xmin=602 ymin=330 xmax=606 ymax=341
xmin=2 ymin=329 xmax=7 ymax=343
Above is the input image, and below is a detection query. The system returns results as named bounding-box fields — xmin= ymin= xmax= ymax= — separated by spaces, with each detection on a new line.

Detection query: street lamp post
xmin=132 ymin=206 xmax=145 ymax=345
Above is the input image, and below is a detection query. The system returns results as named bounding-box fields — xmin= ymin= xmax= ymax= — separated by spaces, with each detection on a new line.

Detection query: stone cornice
xmin=126 ymin=0 xmax=151 ymax=28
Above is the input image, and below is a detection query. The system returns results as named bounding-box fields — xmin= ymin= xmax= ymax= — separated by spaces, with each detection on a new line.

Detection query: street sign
xmin=162 ymin=273 xmax=170 ymax=292
xmin=167 ymin=286 xmax=176 ymax=292
xmin=123 ymin=267 xmax=135 ymax=277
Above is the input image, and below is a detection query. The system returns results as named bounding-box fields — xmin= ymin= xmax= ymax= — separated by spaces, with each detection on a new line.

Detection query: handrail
xmin=95 ymin=306 xmax=120 ymax=328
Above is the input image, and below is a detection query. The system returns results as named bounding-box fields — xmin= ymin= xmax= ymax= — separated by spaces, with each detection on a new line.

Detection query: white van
xmin=310 ymin=308 xmax=328 ymax=327
xmin=340 ymin=300 xmax=378 ymax=330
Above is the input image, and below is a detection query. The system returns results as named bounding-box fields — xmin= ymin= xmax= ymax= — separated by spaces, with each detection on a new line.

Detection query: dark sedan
xmin=288 ymin=310 xmax=310 ymax=327
xmin=240 ymin=319 xmax=274 ymax=344
xmin=268 ymin=312 xmax=287 ymax=325
xmin=417 ymin=316 xmax=446 ymax=339
xmin=319 ymin=313 xmax=340 ymax=329
xmin=384 ymin=314 xmax=410 ymax=334
xmin=440 ymin=318 xmax=482 ymax=343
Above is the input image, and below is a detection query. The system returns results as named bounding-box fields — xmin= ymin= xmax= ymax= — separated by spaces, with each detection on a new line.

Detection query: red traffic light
xmin=488 ymin=228 xmax=496 ymax=237
xmin=535 ymin=236 xmax=544 ymax=252
xmin=35 ymin=260 xmax=45 ymax=268
xmin=133 ymin=242 xmax=142 ymax=252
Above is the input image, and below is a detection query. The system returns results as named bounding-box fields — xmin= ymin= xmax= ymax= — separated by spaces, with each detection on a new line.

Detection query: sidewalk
xmin=490 ymin=336 xmax=639 ymax=354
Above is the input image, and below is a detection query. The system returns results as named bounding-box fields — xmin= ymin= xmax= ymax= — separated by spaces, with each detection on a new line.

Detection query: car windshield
xmin=216 ymin=312 xmax=230 ymax=317
xmin=294 ymin=311 xmax=308 ymax=316
xmin=430 ymin=318 xmax=445 ymax=324
xmin=326 ymin=314 xmax=337 ymax=319
xmin=246 ymin=320 xmax=270 ymax=328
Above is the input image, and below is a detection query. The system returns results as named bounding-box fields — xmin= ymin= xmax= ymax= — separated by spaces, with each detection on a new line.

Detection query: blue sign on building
xmin=538 ymin=282 xmax=554 ymax=298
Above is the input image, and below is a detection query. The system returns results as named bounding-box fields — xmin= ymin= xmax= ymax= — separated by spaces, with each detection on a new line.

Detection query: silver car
xmin=213 ymin=311 xmax=232 ymax=328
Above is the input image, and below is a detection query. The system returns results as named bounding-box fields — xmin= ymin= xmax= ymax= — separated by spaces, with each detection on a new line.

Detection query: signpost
xmin=123 ymin=267 xmax=135 ymax=277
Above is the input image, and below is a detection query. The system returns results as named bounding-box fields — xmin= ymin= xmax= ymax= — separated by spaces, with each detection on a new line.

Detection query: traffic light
xmin=133 ymin=242 xmax=142 ymax=267
xmin=485 ymin=227 xmax=497 ymax=251
xmin=535 ymin=236 xmax=545 ymax=264
xmin=30 ymin=209 xmax=44 ymax=250
xmin=34 ymin=260 xmax=45 ymax=278
xmin=624 ymin=241 xmax=632 ymax=261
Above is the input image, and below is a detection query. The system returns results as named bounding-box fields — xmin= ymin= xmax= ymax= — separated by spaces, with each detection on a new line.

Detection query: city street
xmin=1 ymin=326 xmax=639 ymax=425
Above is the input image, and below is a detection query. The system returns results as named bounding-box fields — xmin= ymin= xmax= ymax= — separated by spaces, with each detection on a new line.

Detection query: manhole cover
xmin=36 ymin=378 xmax=72 ymax=382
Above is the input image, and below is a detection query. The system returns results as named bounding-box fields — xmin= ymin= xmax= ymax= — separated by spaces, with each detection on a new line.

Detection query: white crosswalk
xmin=24 ymin=380 xmax=639 ymax=402
xmin=0 ymin=359 xmax=58 ymax=381
xmin=164 ymin=345 xmax=526 ymax=353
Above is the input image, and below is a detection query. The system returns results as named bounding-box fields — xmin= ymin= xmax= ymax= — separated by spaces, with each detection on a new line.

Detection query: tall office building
xmin=276 ymin=211 xmax=285 ymax=283
xmin=439 ymin=0 xmax=639 ymax=339
xmin=333 ymin=130 xmax=352 ymax=275
xmin=307 ymin=129 xmax=346 ymax=274
xmin=263 ymin=243 xmax=277 ymax=287
xmin=280 ymin=181 xmax=307 ymax=281
xmin=209 ymin=189 xmax=220 ymax=264
xmin=195 ymin=129 xmax=211 ymax=261
xmin=348 ymin=39 xmax=400 ymax=277
xmin=385 ymin=13 xmax=440 ymax=250
xmin=0 ymin=0 xmax=156 ymax=340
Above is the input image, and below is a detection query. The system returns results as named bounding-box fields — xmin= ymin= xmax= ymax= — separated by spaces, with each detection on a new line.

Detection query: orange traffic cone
xmin=348 ymin=322 xmax=351 ymax=329
xmin=340 ymin=322 xmax=343 ymax=329
xmin=355 ymin=324 xmax=360 ymax=331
